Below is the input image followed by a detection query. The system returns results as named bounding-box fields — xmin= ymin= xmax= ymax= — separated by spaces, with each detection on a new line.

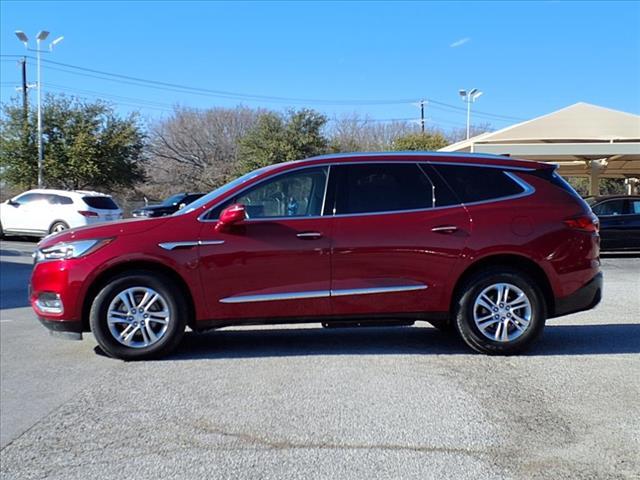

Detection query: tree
xmin=0 ymin=95 xmax=145 ymax=191
xmin=238 ymin=108 xmax=328 ymax=173
xmin=392 ymin=131 xmax=449 ymax=151
xmin=147 ymin=105 xmax=263 ymax=196
xmin=328 ymin=114 xmax=419 ymax=152
xmin=446 ymin=122 xmax=493 ymax=144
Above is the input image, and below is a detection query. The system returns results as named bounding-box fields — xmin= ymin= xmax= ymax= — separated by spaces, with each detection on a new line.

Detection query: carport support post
xmin=589 ymin=163 xmax=600 ymax=196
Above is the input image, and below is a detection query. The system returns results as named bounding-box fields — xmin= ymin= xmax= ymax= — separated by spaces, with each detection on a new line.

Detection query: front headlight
xmin=34 ymin=239 xmax=112 ymax=263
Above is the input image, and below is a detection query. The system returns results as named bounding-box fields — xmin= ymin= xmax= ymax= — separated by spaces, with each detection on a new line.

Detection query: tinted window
xmin=420 ymin=164 xmax=460 ymax=207
xmin=432 ymin=165 xmax=524 ymax=203
xmin=13 ymin=193 xmax=42 ymax=205
xmin=182 ymin=194 xmax=203 ymax=205
xmin=50 ymin=195 xmax=73 ymax=205
xmin=162 ymin=194 xmax=186 ymax=206
xmin=631 ymin=200 xmax=640 ymax=214
xmin=83 ymin=196 xmax=119 ymax=210
xmin=208 ymin=167 xmax=328 ymax=219
xmin=334 ymin=163 xmax=432 ymax=215
xmin=592 ymin=199 xmax=625 ymax=216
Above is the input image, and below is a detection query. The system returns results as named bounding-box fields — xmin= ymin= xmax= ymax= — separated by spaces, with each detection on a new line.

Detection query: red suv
xmin=31 ymin=153 xmax=602 ymax=360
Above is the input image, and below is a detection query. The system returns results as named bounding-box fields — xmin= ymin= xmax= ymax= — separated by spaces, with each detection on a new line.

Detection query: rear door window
xmin=83 ymin=196 xmax=119 ymax=210
xmin=630 ymin=200 xmax=640 ymax=214
xmin=334 ymin=163 xmax=433 ymax=215
xmin=431 ymin=165 xmax=524 ymax=203
xmin=592 ymin=199 xmax=626 ymax=216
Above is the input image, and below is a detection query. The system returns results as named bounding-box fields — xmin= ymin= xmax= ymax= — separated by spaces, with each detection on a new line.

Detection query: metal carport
xmin=439 ymin=103 xmax=640 ymax=194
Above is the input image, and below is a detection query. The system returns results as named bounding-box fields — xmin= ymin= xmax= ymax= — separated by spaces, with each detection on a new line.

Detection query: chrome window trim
xmin=198 ymin=161 xmax=536 ymax=223
xmin=219 ymin=284 xmax=427 ymax=304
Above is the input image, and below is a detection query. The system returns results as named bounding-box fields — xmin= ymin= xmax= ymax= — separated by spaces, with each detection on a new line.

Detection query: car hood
xmin=38 ymin=217 xmax=171 ymax=248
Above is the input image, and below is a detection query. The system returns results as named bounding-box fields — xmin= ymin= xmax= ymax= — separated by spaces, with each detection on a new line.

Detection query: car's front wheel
xmin=454 ymin=268 xmax=546 ymax=355
xmin=89 ymin=271 xmax=186 ymax=360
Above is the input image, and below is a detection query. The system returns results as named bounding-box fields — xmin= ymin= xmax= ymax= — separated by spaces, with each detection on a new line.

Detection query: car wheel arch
xmin=450 ymin=253 xmax=555 ymax=320
xmin=48 ymin=220 xmax=70 ymax=234
xmin=81 ymin=260 xmax=196 ymax=332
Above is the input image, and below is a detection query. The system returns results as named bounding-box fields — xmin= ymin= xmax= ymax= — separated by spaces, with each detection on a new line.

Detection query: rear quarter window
xmin=82 ymin=196 xmax=119 ymax=210
xmin=431 ymin=165 xmax=524 ymax=204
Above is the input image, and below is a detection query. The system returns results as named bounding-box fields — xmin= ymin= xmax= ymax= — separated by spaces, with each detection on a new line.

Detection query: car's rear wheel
xmin=89 ymin=271 xmax=186 ymax=360
xmin=454 ymin=268 xmax=546 ymax=355
xmin=50 ymin=221 xmax=69 ymax=234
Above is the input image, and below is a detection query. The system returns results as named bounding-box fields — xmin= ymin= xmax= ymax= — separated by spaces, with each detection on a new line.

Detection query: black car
xmin=132 ymin=193 xmax=204 ymax=218
xmin=586 ymin=195 xmax=640 ymax=251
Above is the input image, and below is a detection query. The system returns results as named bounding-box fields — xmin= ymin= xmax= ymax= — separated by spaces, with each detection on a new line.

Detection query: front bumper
xmin=38 ymin=317 xmax=83 ymax=340
xmin=553 ymin=272 xmax=603 ymax=318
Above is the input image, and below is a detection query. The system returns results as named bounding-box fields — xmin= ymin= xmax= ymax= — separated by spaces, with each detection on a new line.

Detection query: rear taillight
xmin=564 ymin=213 xmax=599 ymax=232
xmin=78 ymin=210 xmax=99 ymax=217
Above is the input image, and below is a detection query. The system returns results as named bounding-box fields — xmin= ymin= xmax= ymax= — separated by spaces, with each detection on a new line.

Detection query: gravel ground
xmin=1 ymin=240 xmax=638 ymax=479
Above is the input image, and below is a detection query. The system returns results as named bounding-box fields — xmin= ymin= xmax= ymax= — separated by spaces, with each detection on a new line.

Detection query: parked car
xmin=0 ymin=189 xmax=122 ymax=238
xmin=30 ymin=153 xmax=602 ymax=360
xmin=131 ymin=193 xmax=205 ymax=218
xmin=585 ymin=195 xmax=640 ymax=251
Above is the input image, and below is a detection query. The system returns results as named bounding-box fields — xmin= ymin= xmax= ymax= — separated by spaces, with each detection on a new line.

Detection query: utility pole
xmin=20 ymin=57 xmax=28 ymax=118
xmin=15 ymin=30 xmax=64 ymax=188
xmin=420 ymin=100 xmax=425 ymax=133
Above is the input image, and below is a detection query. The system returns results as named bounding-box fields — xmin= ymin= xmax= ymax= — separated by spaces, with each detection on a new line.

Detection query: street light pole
xmin=459 ymin=88 xmax=483 ymax=140
xmin=15 ymin=30 xmax=63 ymax=188
xmin=35 ymin=32 xmax=47 ymax=188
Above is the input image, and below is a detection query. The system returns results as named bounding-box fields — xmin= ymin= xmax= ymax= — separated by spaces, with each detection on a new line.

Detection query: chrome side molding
xmin=219 ymin=284 xmax=427 ymax=304
xmin=159 ymin=240 xmax=225 ymax=251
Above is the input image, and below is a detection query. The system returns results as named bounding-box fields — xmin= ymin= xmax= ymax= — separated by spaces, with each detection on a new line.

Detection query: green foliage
xmin=392 ymin=132 xmax=449 ymax=151
xmin=0 ymin=95 xmax=145 ymax=190
xmin=566 ymin=176 xmax=626 ymax=196
xmin=238 ymin=109 xmax=328 ymax=173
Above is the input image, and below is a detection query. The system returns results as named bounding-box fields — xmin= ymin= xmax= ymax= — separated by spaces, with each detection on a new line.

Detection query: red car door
xmin=329 ymin=162 xmax=471 ymax=317
xmin=197 ymin=166 xmax=333 ymax=322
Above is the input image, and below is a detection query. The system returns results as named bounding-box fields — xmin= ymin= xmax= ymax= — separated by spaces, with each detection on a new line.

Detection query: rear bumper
xmin=553 ymin=272 xmax=603 ymax=318
xmin=38 ymin=317 xmax=83 ymax=340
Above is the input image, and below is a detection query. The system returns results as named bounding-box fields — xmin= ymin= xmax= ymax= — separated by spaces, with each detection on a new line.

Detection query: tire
xmin=49 ymin=221 xmax=69 ymax=234
xmin=89 ymin=270 xmax=187 ymax=360
xmin=454 ymin=267 xmax=546 ymax=355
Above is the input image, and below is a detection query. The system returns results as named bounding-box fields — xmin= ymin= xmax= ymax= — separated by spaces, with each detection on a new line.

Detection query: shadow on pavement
xmin=165 ymin=323 xmax=640 ymax=360
xmin=0 ymin=259 xmax=32 ymax=309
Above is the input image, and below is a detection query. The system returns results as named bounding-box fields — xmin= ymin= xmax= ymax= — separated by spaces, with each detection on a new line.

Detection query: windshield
xmin=162 ymin=194 xmax=185 ymax=206
xmin=174 ymin=164 xmax=281 ymax=216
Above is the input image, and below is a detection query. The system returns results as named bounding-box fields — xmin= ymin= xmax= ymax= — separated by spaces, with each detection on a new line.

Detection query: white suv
xmin=0 ymin=189 xmax=123 ymax=238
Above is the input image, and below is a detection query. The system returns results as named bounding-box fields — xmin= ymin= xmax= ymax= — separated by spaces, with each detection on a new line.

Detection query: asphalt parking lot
xmin=0 ymin=239 xmax=638 ymax=480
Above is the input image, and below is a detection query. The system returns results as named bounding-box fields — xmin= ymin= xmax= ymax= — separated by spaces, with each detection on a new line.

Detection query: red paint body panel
xmin=31 ymin=153 xmax=601 ymax=333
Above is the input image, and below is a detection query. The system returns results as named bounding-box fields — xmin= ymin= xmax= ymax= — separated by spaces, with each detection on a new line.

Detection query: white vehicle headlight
xmin=34 ymin=239 xmax=111 ymax=263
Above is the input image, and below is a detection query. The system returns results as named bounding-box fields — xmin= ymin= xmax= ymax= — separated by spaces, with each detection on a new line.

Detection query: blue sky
xmin=1 ymin=1 xmax=639 ymax=132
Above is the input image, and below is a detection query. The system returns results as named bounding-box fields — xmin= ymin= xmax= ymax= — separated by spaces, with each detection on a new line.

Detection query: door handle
xmin=431 ymin=225 xmax=458 ymax=234
xmin=296 ymin=231 xmax=323 ymax=240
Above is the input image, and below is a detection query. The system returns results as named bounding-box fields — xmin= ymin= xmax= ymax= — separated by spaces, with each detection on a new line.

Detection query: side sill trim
xmin=219 ymin=284 xmax=427 ymax=304
xmin=159 ymin=240 xmax=225 ymax=251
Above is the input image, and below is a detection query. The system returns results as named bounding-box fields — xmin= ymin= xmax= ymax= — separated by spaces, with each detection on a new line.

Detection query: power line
xmin=0 ymin=54 xmax=525 ymax=121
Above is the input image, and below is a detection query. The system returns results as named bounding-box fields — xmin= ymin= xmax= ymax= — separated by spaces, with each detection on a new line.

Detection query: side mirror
xmin=7 ymin=199 xmax=19 ymax=207
xmin=215 ymin=204 xmax=246 ymax=231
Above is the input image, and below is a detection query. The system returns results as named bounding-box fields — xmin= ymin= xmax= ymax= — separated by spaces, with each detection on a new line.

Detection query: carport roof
xmin=439 ymin=103 xmax=640 ymax=178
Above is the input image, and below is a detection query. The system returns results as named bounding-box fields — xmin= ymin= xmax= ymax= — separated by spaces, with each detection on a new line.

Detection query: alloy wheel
xmin=472 ymin=282 xmax=532 ymax=342
xmin=106 ymin=286 xmax=171 ymax=348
